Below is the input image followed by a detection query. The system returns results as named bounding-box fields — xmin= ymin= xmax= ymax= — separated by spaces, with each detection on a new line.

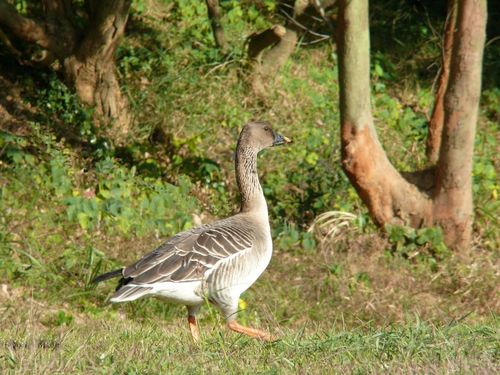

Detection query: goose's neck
xmin=235 ymin=145 xmax=268 ymax=215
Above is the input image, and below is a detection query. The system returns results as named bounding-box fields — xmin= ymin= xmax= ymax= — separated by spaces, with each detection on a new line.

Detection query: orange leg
xmin=188 ymin=315 xmax=200 ymax=343
xmin=227 ymin=320 xmax=276 ymax=342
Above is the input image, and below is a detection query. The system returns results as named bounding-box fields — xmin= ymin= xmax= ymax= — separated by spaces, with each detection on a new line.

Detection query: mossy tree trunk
xmin=336 ymin=0 xmax=486 ymax=251
xmin=0 ymin=0 xmax=131 ymax=137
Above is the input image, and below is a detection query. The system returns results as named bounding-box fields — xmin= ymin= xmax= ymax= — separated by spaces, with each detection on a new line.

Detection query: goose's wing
xmin=122 ymin=219 xmax=255 ymax=285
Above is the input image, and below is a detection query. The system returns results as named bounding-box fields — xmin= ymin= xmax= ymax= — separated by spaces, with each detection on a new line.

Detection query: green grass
xmin=0 ymin=0 xmax=499 ymax=373
xmin=0 ymin=310 xmax=497 ymax=373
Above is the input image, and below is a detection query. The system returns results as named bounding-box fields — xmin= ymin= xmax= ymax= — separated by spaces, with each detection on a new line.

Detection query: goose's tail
xmin=93 ymin=268 xmax=123 ymax=284
xmin=110 ymin=285 xmax=153 ymax=302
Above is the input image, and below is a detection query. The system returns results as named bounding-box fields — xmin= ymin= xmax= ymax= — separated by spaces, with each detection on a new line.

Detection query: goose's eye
xmin=264 ymin=126 xmax=271 ymax=132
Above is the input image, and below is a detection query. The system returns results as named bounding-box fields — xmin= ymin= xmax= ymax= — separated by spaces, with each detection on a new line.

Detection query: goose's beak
xmin=273 ymin=134 xmax=292 ymax=146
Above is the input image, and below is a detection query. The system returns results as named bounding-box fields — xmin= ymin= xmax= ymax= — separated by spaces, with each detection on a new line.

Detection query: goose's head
xmin=239 ymin=121 xmax=292 ymax=152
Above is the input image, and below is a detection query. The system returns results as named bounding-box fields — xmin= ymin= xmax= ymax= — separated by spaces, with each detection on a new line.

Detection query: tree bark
xmin=337 ymin=0 xmax=432 ymax=228
xmin=426 ymin=0 xmax=457 ymax=165
xmin=0 ymin=1 xmax=53 ymax=50
xmin=433 ymin=0 xmax=487 ymax=249
xmin=259 ymin=28 xmax=297 ymax=77
xmin=0 ymin=0 xmax=131 ymax=138
xmin=336 ymin=0 xmax=486 ymax=251
xmin=247 ymin=25 xmax=297 ymax=95
xmin=205 ymin=0 xmax=227 ymax=52
xmin=64 ymin=0 xmax=131 ymax=135
xmin=248 ymin=25 xmax=287 ymax=59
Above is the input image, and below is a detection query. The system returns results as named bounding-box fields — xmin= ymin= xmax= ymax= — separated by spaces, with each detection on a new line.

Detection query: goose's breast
xmin=241 ymin=235 xmax=272 ymax=289
xmin=206 ymin=230 xmax=272 ymax=300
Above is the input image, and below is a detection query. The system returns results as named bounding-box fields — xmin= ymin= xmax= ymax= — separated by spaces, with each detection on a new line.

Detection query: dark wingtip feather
xmin=92 ymin=268 xmax=123 ymax=284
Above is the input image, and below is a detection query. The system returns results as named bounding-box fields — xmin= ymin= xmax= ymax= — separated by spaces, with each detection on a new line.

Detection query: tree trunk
xmin=259 ymin=29 xmax=297 ymax=78
xmin=337 ymin=0 xmax=432 ymax=228
xmin=432 ymin=0 xmax=487 ymax=249
xmin=426 ymin=0 xmax=457 ymax=165
xmin=64 ymin=0 xmax=131 ymax=136
xmin=248 ymin=25 xmax=287 ymax=59
xmin=247 ymin=25 xmax=297 ymax=95
xmin=205 ymin=0 xmax=227 ymax=52
xmin=0 ymin=0 xmax=131 ymax=138
xmin=336 ymin=0 xmax=486 ymax=251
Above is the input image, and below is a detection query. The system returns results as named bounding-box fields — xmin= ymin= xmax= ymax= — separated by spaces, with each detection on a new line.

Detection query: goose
xmin=93 ymin=121 xmax=291 ymax=342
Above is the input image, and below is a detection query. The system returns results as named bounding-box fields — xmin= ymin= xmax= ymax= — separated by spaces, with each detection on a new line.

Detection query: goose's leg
xmin=221 ymin=299 xmax=275 ymax=341
xmin=187 ymin=305 xmax=201 ymax=343
xmin=227 ymin=320 xmax=274 ymax=341
xmin=188 ymin=316 xmax=200 ymax=343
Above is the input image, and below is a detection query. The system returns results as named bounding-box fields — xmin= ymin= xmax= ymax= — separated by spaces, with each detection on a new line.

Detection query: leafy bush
xmin=65 ymin=158 xmax=196 ymax=236
xmin=385 ymin=225 xmax=450 ymax=271
xmin=0 ymin=125 xmax=198 ymax=300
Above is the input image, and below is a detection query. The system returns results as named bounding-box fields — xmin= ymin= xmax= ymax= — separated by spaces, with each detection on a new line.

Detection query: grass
xmin=0 ymin=301 xmax=498 ymax=373
xmin=0 ymin=0 xmax=499 ymax=373
xmin=0 ymin=219 xmax=497 ymax=373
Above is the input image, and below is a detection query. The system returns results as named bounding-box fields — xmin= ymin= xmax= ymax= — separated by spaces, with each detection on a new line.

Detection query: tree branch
xmin=310 ymin=0 xmax=336 ymax=34
xmin=0 ymin=0 xmax=54 ymax=50
xmin=259 ymin=28 xmax=297 ymax=77
xmin=279 ymin=7 xmax=330 ymax=38
xmin=76 ymin=0 xmax=131 ymax=61
xmin=248 ymin=25 xmax=286 ymax=60
xmin=247 ymin=25 xmax=296 ymax=95
xmin=0 ymin=26 xmax=21 ymax=56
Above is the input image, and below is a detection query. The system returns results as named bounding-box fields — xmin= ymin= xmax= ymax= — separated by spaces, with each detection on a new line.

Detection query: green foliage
xmin=53 ymin=310 xmax=74 ymax=327
xmin=49 ymin=151 xmax=73 ymax=197
xmin=0 ymin=228 xmax=18 ymax=281
xmin=472 ymin=88 xmax=500 ymax=250
xmin=370 ymin=0 xmax=443 ymax=85
xmin=38 ymin=77 xmax=95 ymax=137
xmin=33 ymin=75 xmax=114 ymax=159
xmin=14 ymin=0 xmax=27 ymax=14
xmin=1 ymin=131 xmax=197 ymax=238
xmin=0 ymin=124 xmax=198 ymax=306
xmin=64 ymin=158 xmax=196 ymax=236
xmin=385 ymin=225 xmax=450 ymax=271
xmin=176 ymin=0 xmax=212 ymax=42
xmin=0 ymin=139 xmax=33 ymax=167
xmin=372 ymin=86 xmax=430 ymax=172
xmin=220 ymin=0 xmax=271 ymax=37
xmin=274 ymin=223 xmax=316 ymax=253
